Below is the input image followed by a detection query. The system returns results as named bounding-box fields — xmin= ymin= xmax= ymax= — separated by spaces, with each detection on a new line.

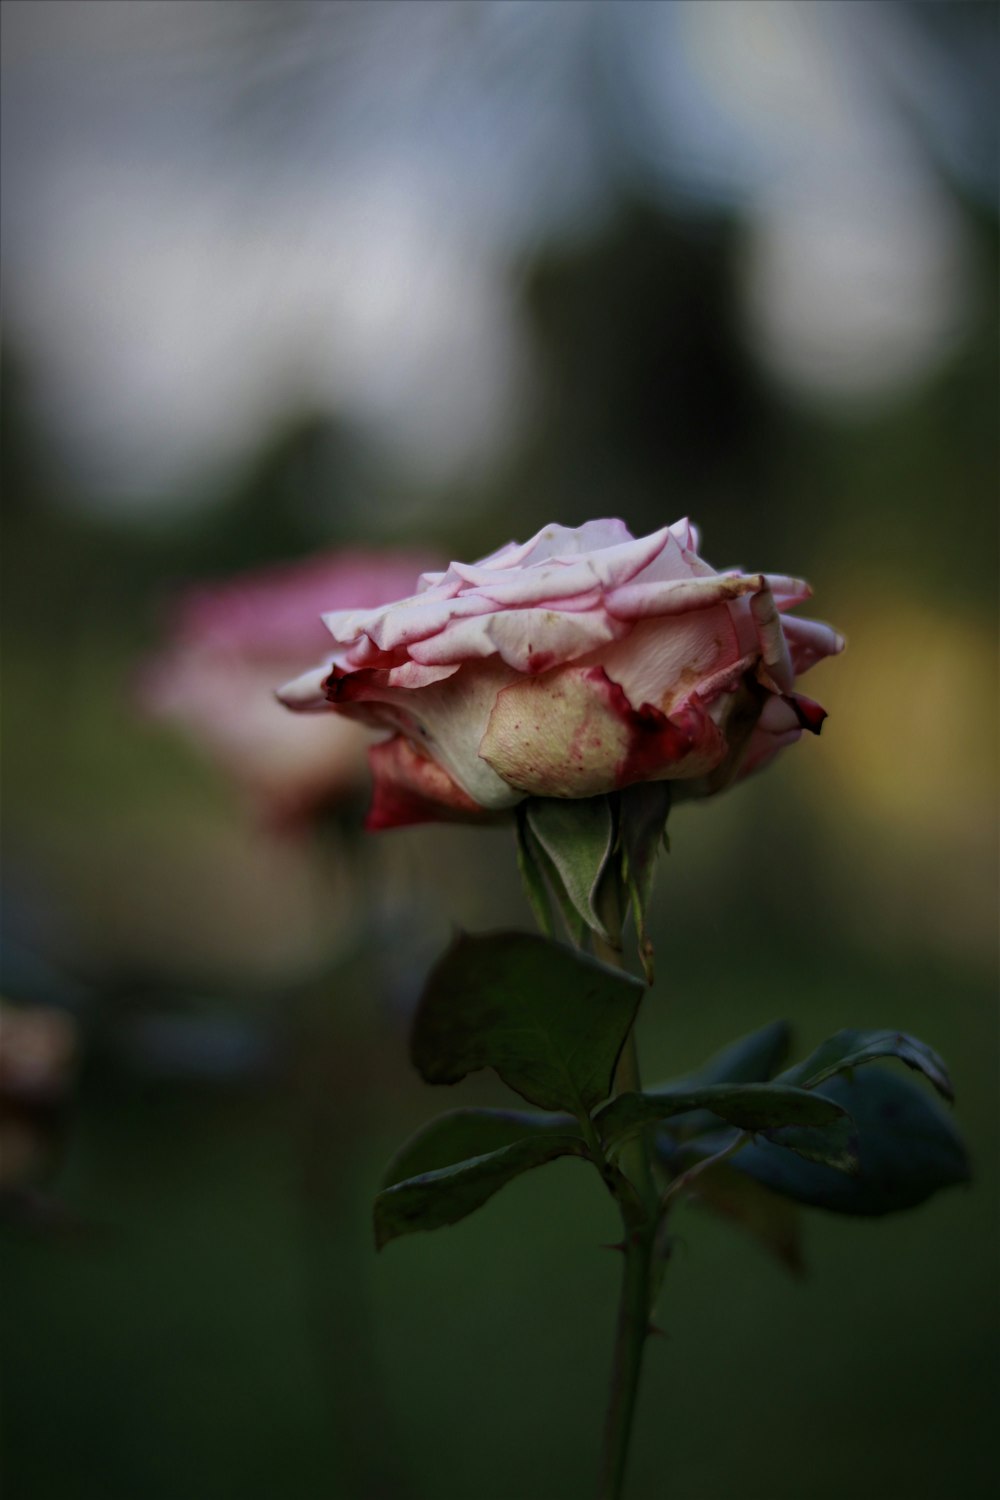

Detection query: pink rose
xmin=142 ymin=550 xmax=434 ymax=825
xmin=279 ymin=520 xmax=843 ymax=829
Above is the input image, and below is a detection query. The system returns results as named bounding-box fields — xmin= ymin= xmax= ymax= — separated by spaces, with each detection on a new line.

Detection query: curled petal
xmin=366 ymin=736 xmax=495 ymax=830
xmin=765 ymin=574 xmax=813 ymax=611
xmin=604 ymin=571 xmax=766 ymax=621
xmin=782 ymin=614 xmax=847 ymax=675
xmin=277 ymin=663 xmax=339 ymax=712
xmin=750 ymin=583 xmax=795 ymax=694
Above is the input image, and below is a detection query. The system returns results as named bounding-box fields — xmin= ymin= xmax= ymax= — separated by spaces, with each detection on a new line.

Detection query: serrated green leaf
xmin=617 ymin=782 xmax=672 ymax=982
xmin=686 ymin=1161 xmax=804 ymax=1274
xmin=374 ymin=1133 xmax=588 ymax=1248
xmin=381 ymin=1107 xmax=579 ymax=1188
xmin=779 ymin=1028 xmax=954 ymax=1101
xmin=597 ymin=1083 xmax=858 ymax=1172
xmin=410 ymin=931 xmax=644 ymax=1114
xmin=729 ymin=1068 xmax=971 ymax=1215
xmin=524 ymin=797 xmax=616 ymax=941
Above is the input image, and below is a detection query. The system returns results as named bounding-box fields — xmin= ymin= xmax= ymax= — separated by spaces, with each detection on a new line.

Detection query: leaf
xmin=410 ymin=931 xmax=644 ymax=1114
xmin=524 ymin=797 xmax=616 ymax=941
xmin=374 ymin=1134 xmax=587 ymax=1249
xmin=650 ymin=1022 xmax=795 ymax=1144
xmin=671 ymin=1021 xmax=793 ymax=1089
xmin=381 ymin=1107 xmax=579 ymax=1188
xmin=729 ymin=1067 xmax=971 ymax=1215
xmin=779 ymin=1028 xmax=954 ymax=1102
xmin=597 ymin=1083 xmax=858 ymax=1172
xmin=686 ymin=1161 xmax=804 ymax=1274
xmin=617 ymin=782 xmax=672 ymax=982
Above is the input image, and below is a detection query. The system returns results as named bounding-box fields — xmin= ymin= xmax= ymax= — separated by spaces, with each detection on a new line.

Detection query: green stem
xmin=591 ymin=888 xmax=658 ymax=1500
xmin=598 ymin=1216 xmax=655 ymax=1500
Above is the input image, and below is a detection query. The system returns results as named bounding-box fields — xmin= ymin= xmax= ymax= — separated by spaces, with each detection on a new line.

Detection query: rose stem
xmin=592 ymin=882 xmax=659 ymax=1500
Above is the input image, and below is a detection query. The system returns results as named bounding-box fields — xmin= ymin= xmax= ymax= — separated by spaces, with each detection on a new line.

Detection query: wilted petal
xmin=366 ymin=735 xmax=497 ymax=830
xmin=782 ymin=614 xmax=846 ymax=674
xmin=479 ymin=664 xmax=727 ymax=799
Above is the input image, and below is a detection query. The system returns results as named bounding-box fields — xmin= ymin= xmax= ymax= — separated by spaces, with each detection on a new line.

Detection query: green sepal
xmin=514 ymin=812 xmax=557 ymax=939
xmin=381 ymin=1107 xmax=580 ymax=1187
xmin=778 ymin=1028 xmax=954 ymax=1101
xmin=374 ymin=1133 xmax=588 ymax=1249
xmin=617 ymin=782 xmax=672 ymax=982
xmin=516 ymin=808 xmax=587 ymax=946
xmin=410 ymin=930 xmax=644 ymax=1115
xmin=726 ymin=1067 xmax=971 ymax=1216
xmin=523 ymin=796 xmax=616 ymax=942
xmin=598 ymin=1083 xmax=858 ymax=1172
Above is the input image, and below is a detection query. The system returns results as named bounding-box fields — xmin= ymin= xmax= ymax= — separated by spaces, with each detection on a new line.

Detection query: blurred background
xmin=1 ymin=3 xmax=997 ymax=1497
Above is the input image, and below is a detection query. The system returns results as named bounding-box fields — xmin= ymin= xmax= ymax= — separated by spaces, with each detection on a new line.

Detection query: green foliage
xmin=729 ymin=1068 xmax=971 ymax=1216
xmin=374 ymin=1133 xmax=589 ymax=1249
xmin=597 ymin=1083 xmax=858 ymax=1172
xmin=668 ymin=1020 xmax=793 ymax=1089
xmin=381 ymin=1107 xmax=580 ymax=1186
xmin=410 ymin=930 xmax=643 ymax=1114
xmin=659 ymin=1024 xmax=971 ymax=1218
xmin=618 ymin=783 xmax=673 ymax=982
xmin=515 ymin=789 xmax=673 ymax=977
xmin=778 ymin=1028 xmax=954 ymax=1101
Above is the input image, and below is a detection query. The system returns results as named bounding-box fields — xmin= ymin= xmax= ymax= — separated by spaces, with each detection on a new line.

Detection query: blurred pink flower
xmin=142 ymin=550 xmax=433 ymax=825
xmin=280 ymin=520 xmax=843 ymax=829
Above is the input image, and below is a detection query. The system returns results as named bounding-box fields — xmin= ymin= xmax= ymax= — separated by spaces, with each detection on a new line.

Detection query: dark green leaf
xmin=524 ymin=797 xmax=616 ymax=941
xmin=381 ymin=1107 xmax=579 ymax=1188
xmin=672 ymin=1021 xmax=793 ymax=1089
xmin=597 ymin=1083 xmax=858 ymax=1172
xmin=374 ymin=1134 xmax=587 ymax=1248
xmin=730 ymin=1068 xmax=971 ymax=1215
xmin=617 ymin=782 xmax=672 ymax=982
xmin=651 ymin=1022 xmax=795 ymax=1143
xmin=686 ymin=1161 xmax=804 ymax=1274
xmin=411 ymin=931 xmax=644 ymax=1114
xmin=779 ymin=1028 xmax=954 ymax=1101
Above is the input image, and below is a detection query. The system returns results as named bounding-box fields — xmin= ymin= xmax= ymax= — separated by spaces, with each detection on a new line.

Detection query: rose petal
xmin=781 ymin=614 xmax=846 ymax=674
xmin=366 ymin=735 xmax=495 ymax=830
xmin=325 ymin=659 xmax=524 ymax=811
xmin=604 ymin=571 xmax=766 ymax=621
xmin=277 ymin=662 xmax=340 ymax=712
xmin=594 ymin=606 xmax=742 ymax=714
xmin=749 ymin=582 xmax=795 ymax=693
xmin=479 ymin=664 xmax=727 ymax=799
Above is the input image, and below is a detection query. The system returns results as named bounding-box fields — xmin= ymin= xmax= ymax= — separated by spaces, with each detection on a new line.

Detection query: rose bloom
xmin=142 ymin=550 xmax=433 ymax=825
xmin=279 ymin=520 xmax=844 ymax=830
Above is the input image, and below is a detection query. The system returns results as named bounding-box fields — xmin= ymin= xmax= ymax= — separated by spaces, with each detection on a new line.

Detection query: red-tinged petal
xmin=365 ymin=735 xmax=499 ymax=830
xmin=479 ymin=665 xmax=727 ymax=799
xmin=277 ymin=663 xmax=340 ymax=712
xmin=787 ymin=693 xmax=828 ymax=733
xmin=323 ymin=660 xmax=524 ymax=811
